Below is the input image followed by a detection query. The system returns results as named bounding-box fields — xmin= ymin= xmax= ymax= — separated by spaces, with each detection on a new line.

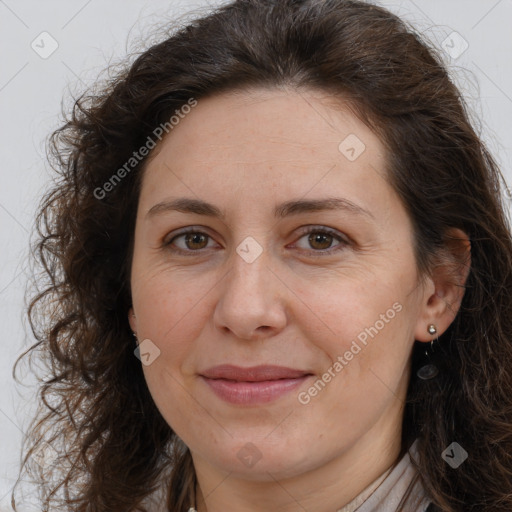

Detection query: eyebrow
xmin=146 ymin=196 xmax=374 ymax=221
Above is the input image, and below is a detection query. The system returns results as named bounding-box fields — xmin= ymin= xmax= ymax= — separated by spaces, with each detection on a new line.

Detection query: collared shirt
xmin=337 ymin=439 xmax=432 ymax=512
xmin=150 ymin=439 xmax=433 ymax=512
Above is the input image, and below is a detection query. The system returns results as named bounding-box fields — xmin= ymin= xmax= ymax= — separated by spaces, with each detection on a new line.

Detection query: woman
xmin=12 ymin=0 xmax=512 ymax=511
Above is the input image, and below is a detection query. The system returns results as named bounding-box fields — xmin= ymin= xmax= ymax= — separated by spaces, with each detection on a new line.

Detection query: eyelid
xmin=163 ymin=226 xmax=220 ymax=252
xmin=290 ymin=225 xmax=350 ymax=255
xmin=162 ymin=225 xmax=350 ymax=255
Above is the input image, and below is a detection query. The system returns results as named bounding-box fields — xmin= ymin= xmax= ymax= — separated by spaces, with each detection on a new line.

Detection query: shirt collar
xmin=336 ymin=439 xmax=432 ymax=512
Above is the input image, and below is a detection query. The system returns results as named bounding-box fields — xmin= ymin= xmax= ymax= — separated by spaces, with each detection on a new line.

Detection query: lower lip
xmin=201 ymin=375 xmax=312 ymax=405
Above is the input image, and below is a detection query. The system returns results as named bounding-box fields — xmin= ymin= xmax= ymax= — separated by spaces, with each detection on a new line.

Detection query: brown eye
xmin=293 ymin=226 xmax=349 ymax=256
xmin=164 ymin=229 xmax=217 ymax=253
xmin=184 ymin=232 xmax=209 ymax=250
xmin=308 ymin=232 xmax=334 ymax=250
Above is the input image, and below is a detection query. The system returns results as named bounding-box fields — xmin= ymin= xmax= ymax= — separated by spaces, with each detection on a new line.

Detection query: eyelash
xmin=163 ymin=226 xmax=349 ymax=257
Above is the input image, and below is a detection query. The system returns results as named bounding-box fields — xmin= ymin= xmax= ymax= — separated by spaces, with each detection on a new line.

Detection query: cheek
xmin=293 ymin=271 xmax=407 ymax=348
xmin=134 ymin=272 xmax=213 ymax=432
xmin=134 ymin=265 xmax=217 ymax=343
xmin=294 ymin=286 xmax=413 ymax=436
xmin=293 ymin=270 xmax=418 ymax=404
xmin=132 ymin=269 xmax=216 ymax=408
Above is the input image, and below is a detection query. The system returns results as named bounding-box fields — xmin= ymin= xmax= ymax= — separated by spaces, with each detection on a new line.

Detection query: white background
xmin=0 ymin=0 xmax=511 ymax=508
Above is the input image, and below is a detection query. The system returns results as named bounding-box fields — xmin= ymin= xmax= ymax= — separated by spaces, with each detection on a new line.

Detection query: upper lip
xmin=200 ymin=365 xmax=312 ymax=382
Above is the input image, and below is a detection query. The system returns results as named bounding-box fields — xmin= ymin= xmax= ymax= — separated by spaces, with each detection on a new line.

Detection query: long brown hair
xmin=12 ymin=0 xmax=512 ymax=510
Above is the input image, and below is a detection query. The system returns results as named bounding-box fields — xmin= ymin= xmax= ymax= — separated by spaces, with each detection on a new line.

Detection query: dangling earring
xmin=131 ymin=310 xmax=138 ymax=346
xmin=416 ymin=324 xmax=439 ymax=380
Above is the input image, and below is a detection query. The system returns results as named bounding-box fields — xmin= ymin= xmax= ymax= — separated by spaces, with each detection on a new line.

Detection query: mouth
xmin=199 ymin=365 xmax=314 ymax=405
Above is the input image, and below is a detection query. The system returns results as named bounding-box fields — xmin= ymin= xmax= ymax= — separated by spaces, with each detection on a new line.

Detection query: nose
xmin=213 ymin=244 xmax=288 ymax=341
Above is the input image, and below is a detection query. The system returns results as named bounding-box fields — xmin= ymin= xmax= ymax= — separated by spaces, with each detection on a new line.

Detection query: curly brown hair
xmin=11 ymin=0 xmax=512 ymax=510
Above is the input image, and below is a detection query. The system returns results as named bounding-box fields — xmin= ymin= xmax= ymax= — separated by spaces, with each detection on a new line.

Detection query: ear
xmin=128 ymin=307 xmax=137 ymax=335
xmin=414 ymin=228 xmax=471 ymax=342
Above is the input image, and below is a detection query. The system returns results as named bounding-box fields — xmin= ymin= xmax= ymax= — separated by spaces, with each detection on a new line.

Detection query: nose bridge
xmin=213 ymin=234 xmax=287 ymax=339
xmin=227 ymin=235 xmax=273 ymax=307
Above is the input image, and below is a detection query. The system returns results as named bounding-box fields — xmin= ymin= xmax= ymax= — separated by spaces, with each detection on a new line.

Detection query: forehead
xmin=136 ymin=87 xmax=398 ymax=228
xmin=134 ymin=87 xmax=417 ymax=269
xmin=155 ymin=87 xmax=384 ymax=165
xmin=141 ymin=87 xmax=388 ymax=188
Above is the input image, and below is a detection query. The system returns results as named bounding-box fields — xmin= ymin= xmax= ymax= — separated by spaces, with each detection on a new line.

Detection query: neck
xmin=191 ymin=422 xmax=402 ymax=512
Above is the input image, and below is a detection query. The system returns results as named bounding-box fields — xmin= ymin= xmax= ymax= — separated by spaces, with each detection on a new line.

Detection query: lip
xmin=200 ymin=365 xmax=313 ymax=405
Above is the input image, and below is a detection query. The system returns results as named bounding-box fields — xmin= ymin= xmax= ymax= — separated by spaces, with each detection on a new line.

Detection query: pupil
xmin=187 ymin=233 xmax=206 ymax=249
xmin=183 ymin=232 xmax=333 ymax=251
xmin=310 ymin=232 xmax=331 ymax=249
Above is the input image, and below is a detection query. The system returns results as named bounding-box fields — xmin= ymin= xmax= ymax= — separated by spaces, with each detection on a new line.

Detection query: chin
xmin=197 ymin=441 xmax=318 ymax=481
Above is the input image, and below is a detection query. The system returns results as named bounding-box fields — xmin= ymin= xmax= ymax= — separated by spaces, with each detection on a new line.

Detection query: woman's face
xmin=129 ymin=88 xmax=434 ymax=481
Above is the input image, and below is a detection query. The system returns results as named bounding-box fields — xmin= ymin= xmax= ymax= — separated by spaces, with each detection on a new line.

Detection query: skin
xmin=128 ymin=87 xmax=469 ymax=512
